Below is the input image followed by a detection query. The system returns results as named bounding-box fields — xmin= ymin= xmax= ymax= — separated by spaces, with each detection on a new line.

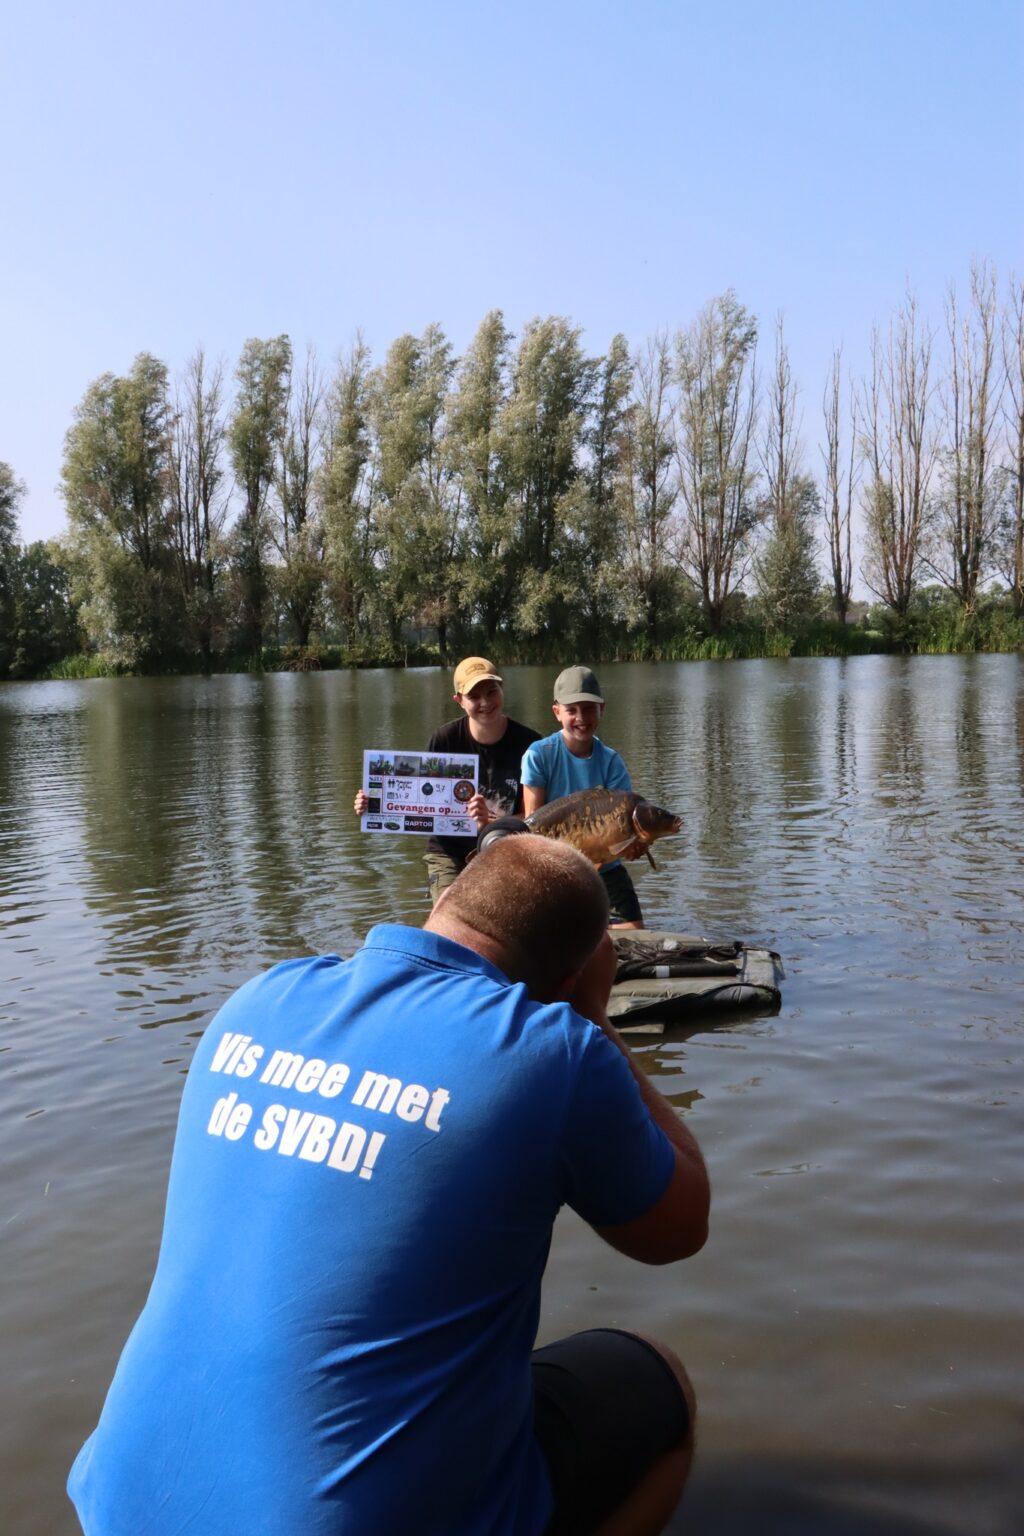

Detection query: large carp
xmin=525 ymin=788 xmax=682 ymax=869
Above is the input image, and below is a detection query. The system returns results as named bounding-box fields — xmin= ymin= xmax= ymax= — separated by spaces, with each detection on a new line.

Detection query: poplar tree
xmin=61 ymin=353 xmax=177 ymax=667
xmin=1000 ymin=277 xmax=1024 ymax=614
xmin=860 ymin=297 xmax=936 ymax=618
xmin=615 ymin=333 xmax=680 ymax=647
xmin=167 ymin=350 xmax=227 ymax=661
xmin=228 ymin=335 xmax=292 ymax=654
xmin=449 ymin=311 xmax=513 ymax=644
xmin=498 ymin=317 xmax=597 ymax=641
xmin=928 ymin=264 xmax=1001 ymax=614
xmin=822 ymin=348 xmax=856 ymax=623
xmin=675 ymin=293 xmax=760 ymax=631
xmin=321 ymin=339 xmax=374 ymax=646
xmin=568 ymin=333 xmax=633 ymax=652
xmin=0 ymin=462 xmax=25 ymax=675
xmin=275 ymin=347 xmax=325 ymax=647
xmin=753 ymin=318 xmax=821 ymax=631
xmin=366 ymin=325 xmax=459 ymax=654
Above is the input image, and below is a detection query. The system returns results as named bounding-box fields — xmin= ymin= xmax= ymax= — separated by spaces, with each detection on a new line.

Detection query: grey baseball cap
xmin=553 ymin=665 xmax=604 ymax=704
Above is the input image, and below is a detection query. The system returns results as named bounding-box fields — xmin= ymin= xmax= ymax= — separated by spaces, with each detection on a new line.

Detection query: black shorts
xmin=600 ymin=863 xmax=643 ymax=925
xmin=532 ymin=1328 xmax=690 ymax=1535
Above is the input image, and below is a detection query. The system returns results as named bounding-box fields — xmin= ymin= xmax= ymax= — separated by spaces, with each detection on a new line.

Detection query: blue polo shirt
xmin=68 ymin=926 xmax=675 ymax=1536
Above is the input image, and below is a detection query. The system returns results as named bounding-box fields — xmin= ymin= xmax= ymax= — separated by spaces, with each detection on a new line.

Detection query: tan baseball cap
xmin=453 ymin=656 xmax=503 ymax=695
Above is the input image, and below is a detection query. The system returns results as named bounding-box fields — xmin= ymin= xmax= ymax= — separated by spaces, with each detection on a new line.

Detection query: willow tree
xmin=675 ymin=292 xmax=760 ymax=632
xmin=860 ymin=297 xmax=937 ymax=618
xmin=228 ymin=335 xmax=292 ymax=654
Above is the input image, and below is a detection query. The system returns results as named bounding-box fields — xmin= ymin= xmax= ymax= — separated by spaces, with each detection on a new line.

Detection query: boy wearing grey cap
xmin=521 ymin=666 xmax=644 ymax=927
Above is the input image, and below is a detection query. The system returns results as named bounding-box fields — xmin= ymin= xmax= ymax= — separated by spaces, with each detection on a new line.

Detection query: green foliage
xmin=8 ymin=542 xmax=82 ymax=676
xmin=675 ymin=292 xmax=761 ymax=630
xmin=0 ymin=462 xmax=27 ymax=675
xmin=366 ymin=325 xmax=461 ymax=655
xmin=61 ymin=354 xmax=183 ymax=669
xmin=320 ymin=340 xmax=374 ymax=647
xmin=228 ymin=336 xmax=292 ymax=652
xmin=47 ymin=652 xmax=118 ymax=679
xmin=752 ymin=476 xmax=823 ymax=632
xmin=15 ymin=295 xmax=1024 ymax=680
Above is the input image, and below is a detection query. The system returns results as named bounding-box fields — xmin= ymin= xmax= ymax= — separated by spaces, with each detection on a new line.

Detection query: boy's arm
xmin=522 ymin=785 xmax=546 ymax=814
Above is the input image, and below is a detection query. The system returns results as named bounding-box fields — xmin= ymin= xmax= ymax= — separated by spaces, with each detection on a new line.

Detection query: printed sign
xmin=361 ymin=749 xmax=479 ymax=838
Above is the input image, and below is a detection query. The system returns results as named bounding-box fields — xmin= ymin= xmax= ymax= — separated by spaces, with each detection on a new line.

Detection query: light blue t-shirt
xmin=521 ymin=732 xmax=632 ymax=870
xmin=68 ymin=926 xmax=674 ymax=1536
xmin=520 ymin=732 xmax=631 ymax=803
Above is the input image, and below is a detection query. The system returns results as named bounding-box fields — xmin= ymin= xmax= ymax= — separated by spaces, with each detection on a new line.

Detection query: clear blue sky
xmin=3 ymin=0 xmax=1022 ymax=544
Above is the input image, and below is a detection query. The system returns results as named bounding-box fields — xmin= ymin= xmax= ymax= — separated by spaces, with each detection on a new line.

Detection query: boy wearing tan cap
xmin=355 ymin=657 xmax=539 ymax=904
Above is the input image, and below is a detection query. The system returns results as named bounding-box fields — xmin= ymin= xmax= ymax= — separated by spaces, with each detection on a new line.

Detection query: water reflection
xmin=2 ymin=657 xmax=1023 ymax=1536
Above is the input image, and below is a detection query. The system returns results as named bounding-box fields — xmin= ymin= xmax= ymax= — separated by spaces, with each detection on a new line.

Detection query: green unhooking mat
xmin=609 ymin=931 xmax=783 ymax=1027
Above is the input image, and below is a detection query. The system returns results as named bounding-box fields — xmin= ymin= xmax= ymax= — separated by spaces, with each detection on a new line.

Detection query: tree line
xmin=2 ymin=270 xmax=1024 ymax=680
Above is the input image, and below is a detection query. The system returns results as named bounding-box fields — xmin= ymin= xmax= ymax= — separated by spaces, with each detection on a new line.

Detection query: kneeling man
xmin=69 ymin=837 xmax=710 ymax=1535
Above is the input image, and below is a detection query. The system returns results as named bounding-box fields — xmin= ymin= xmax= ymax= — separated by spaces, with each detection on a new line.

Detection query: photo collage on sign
xmin=361 ymin=750 xmax=480 ymax=838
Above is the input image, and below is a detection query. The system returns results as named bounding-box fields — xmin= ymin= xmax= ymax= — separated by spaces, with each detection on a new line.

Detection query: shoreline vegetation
xmin=3 ymin=275 xmax=1024 ymax=683
xmin=40 ymin=603 xmax=1024 ymax=683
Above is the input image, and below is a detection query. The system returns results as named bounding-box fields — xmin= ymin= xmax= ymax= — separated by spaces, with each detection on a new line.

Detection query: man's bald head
xmin=426 ymin=834 xmax=609 ymax=998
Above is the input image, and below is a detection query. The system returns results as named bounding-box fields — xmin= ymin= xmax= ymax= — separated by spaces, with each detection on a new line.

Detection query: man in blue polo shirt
xmin=69 ymin=837 xmax=710 ymax=1535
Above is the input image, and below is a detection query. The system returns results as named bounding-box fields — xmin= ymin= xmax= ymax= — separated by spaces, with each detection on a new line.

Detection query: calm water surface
xmin=2 ymin=658 xmax=1022 ymax=1535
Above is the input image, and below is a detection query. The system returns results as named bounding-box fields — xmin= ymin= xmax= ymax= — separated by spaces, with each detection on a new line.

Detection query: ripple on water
xmin=3 ymin=659 xmax=1024 ymax=1536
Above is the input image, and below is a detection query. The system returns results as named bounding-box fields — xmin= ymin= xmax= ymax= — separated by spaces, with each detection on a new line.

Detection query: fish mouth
xmin=632 ymin=806 xmax=684 ymax=839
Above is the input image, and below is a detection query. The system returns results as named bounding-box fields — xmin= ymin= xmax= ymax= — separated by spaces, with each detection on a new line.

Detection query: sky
xmin=2 ymin=0 xmax=1022 ymax=547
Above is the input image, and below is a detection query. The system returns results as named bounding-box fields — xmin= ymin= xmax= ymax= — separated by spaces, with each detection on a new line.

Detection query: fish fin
xmin=645 ymin=848 xmax=657 ymax=870
xmin=607 ymin=836 xmax=637 ymax=856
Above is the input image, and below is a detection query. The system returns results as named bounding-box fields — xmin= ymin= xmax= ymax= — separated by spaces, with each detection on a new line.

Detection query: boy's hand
xmin=467 ymin=792 xmax=490 ymax=828
xmin=568 ymin=931 xmax=618 ymax=1025
xmin=353 ymin=790 xmax=369 ymax=815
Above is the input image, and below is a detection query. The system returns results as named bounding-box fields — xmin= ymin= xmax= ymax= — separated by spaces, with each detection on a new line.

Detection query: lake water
xmin=2 ymin=657 xmax=1022 ymax=1536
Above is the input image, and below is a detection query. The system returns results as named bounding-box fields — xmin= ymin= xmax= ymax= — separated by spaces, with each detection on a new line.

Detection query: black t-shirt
xmin=426 ymin=715 xmax=541 ymax=866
